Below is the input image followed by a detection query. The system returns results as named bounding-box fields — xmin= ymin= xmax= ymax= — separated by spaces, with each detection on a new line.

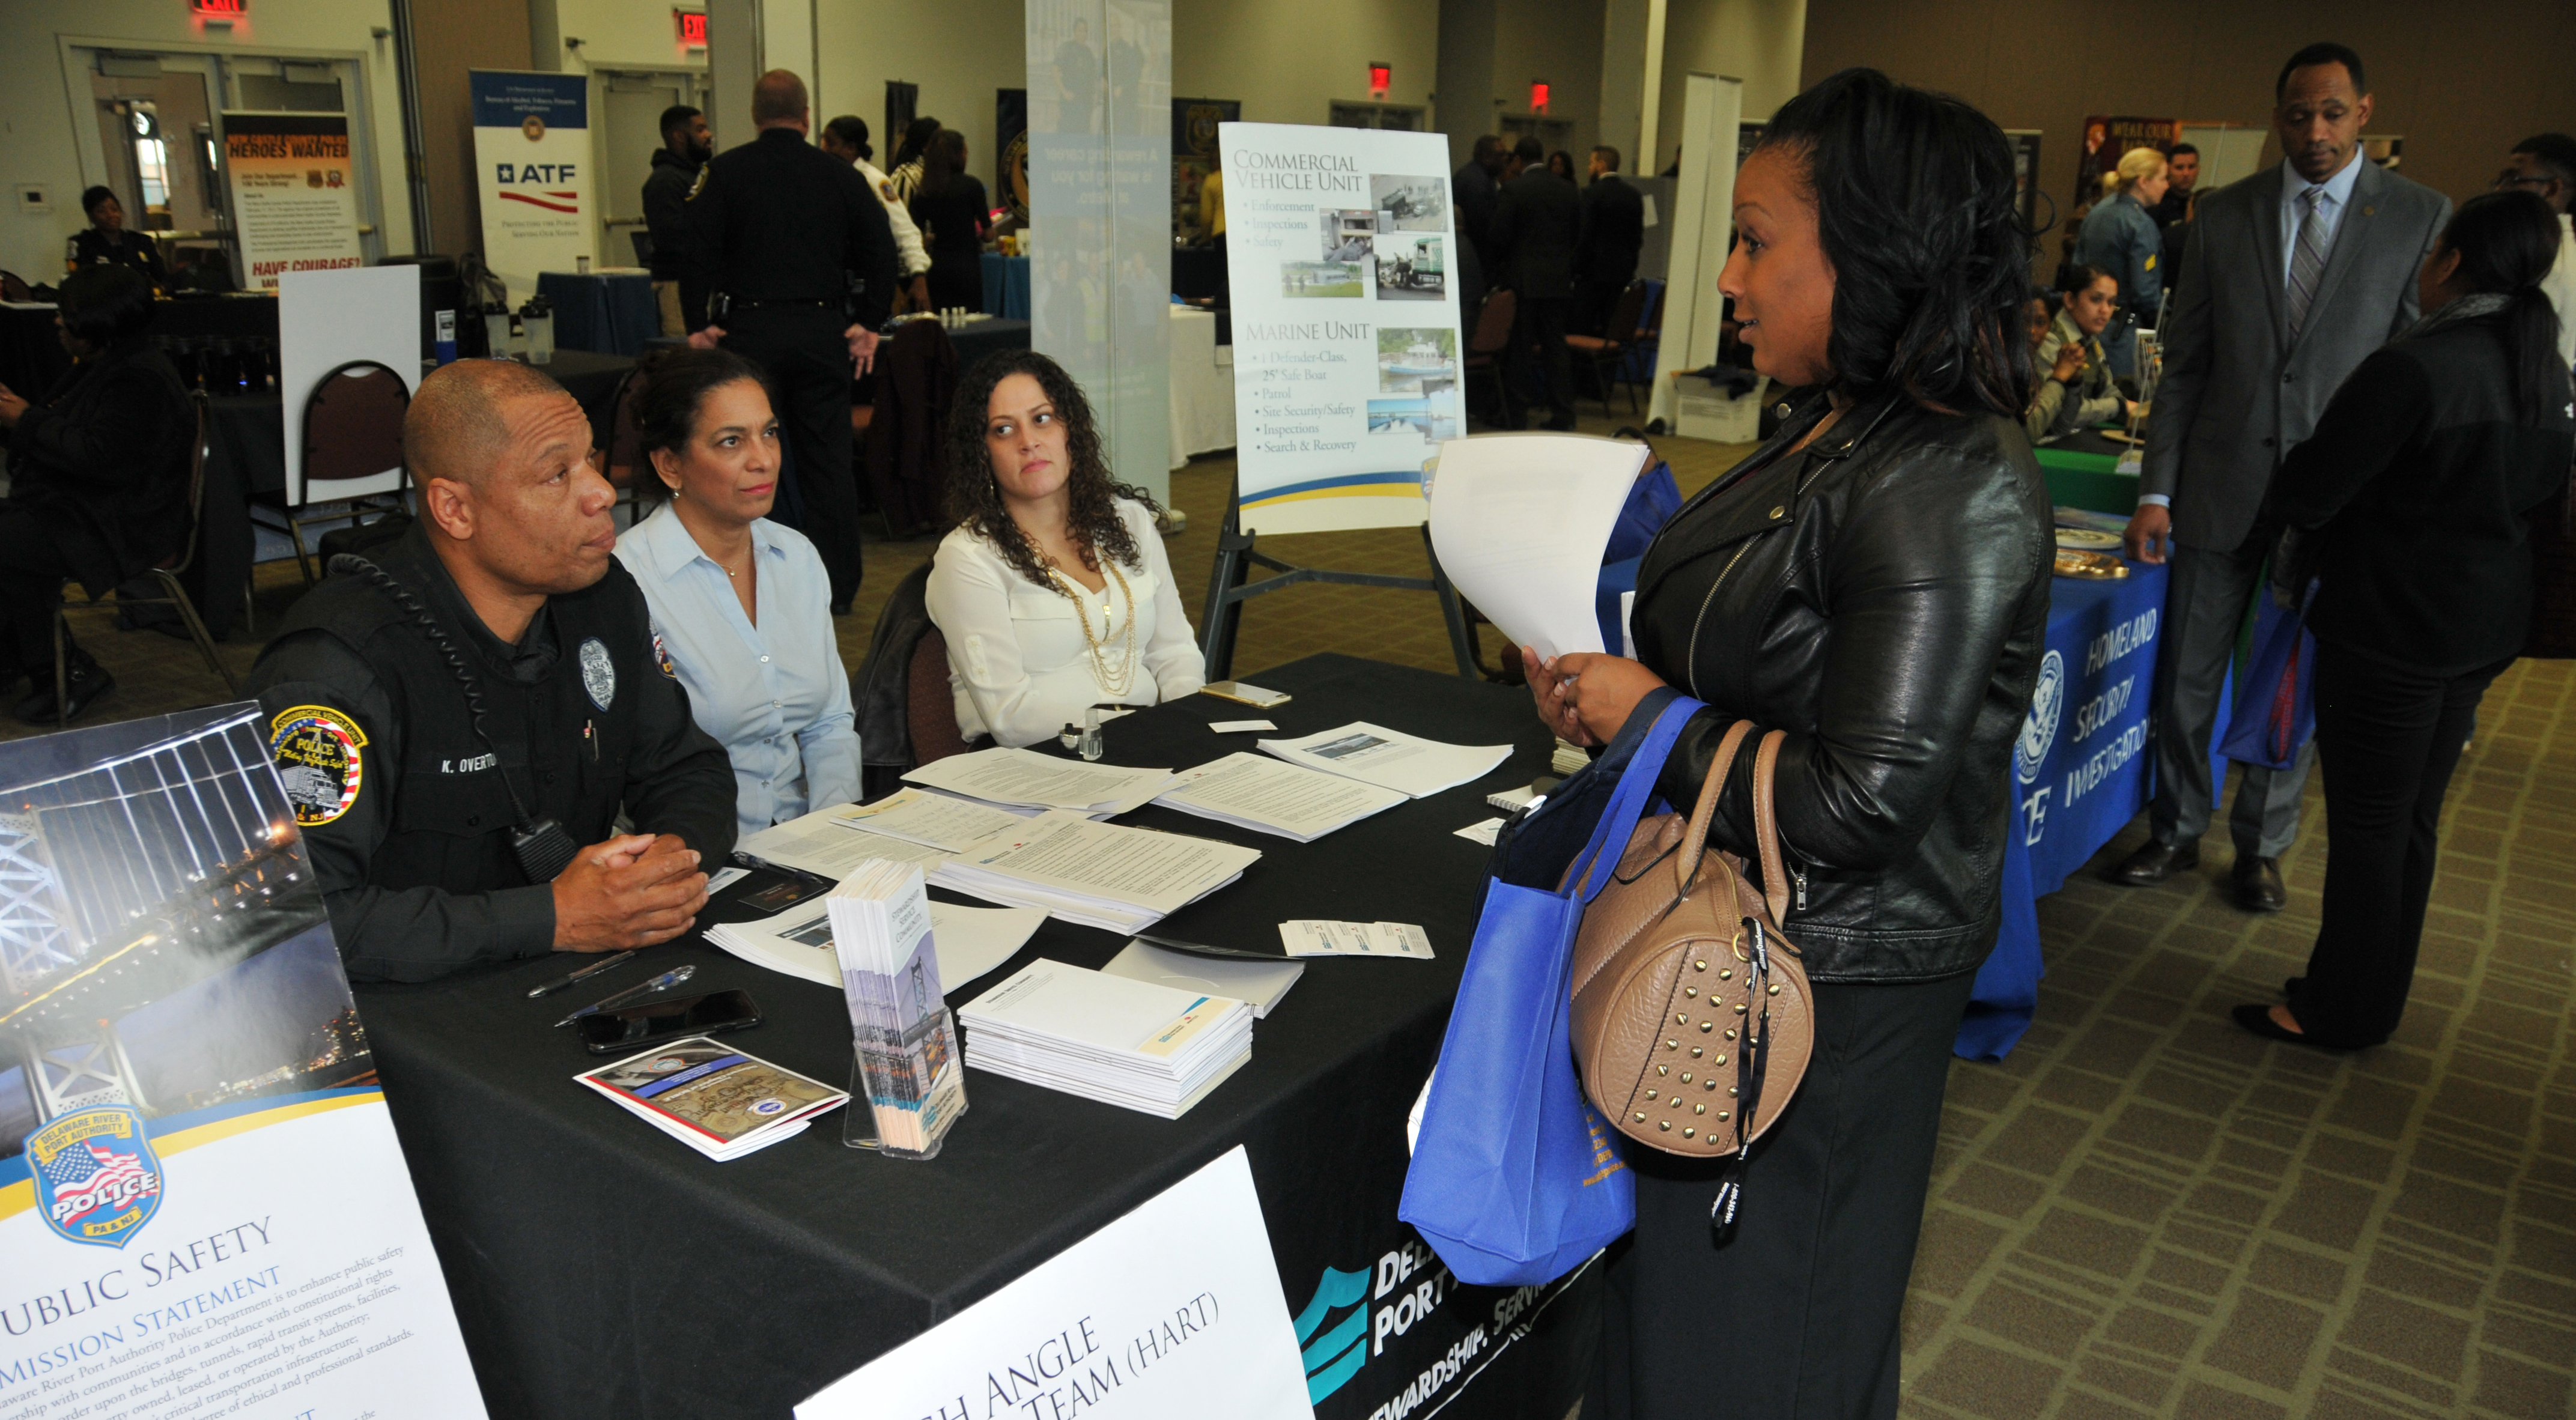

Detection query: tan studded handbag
xmin=1567 ymin=720 xmax=1815 ymax=1228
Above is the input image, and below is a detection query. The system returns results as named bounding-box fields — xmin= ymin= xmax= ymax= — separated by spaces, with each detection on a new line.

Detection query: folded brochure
xmin=578 ymin=1036 xmax=845 ymax=1161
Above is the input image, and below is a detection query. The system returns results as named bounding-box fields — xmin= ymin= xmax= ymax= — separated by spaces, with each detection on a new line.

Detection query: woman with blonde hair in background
xmin=2074 ymin=146 xmax=2170 ymax=377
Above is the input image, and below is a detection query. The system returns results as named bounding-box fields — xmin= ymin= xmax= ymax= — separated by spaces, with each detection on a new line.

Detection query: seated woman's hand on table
xmin=1522 ymin=646 xmax=1669 ymax=747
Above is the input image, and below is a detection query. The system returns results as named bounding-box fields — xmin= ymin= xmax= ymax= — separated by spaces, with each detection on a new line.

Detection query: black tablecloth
xmin=350 ymin=654 xmax=1599 ymax=1420
xmin=0 ymin=296 xmax=282 ymax=402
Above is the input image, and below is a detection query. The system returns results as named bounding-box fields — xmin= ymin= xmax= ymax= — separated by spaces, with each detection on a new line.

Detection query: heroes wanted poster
xmin=1220 ymin=124 xmax=1465 ymax=536
xmin=0 ymin=706 xmax=484 ymax=1419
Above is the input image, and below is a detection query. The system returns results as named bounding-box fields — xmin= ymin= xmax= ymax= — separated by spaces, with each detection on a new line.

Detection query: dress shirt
xmin=614 ymin=505 xmax=861 ymax=837
xmin=2277 ymin=152 xmax=2365 ymax=290
xmin=855 ymin=157 xmax=934 ymax=278
xmin=2542 ymin=213 xmax=2576 ymax=371
xmin=925 ymin=497 xmax=1206 ymax=748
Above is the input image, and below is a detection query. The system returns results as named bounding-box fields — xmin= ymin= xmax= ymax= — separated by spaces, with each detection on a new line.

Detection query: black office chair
xmin=851 ymin=561 xmax=973 ymax=801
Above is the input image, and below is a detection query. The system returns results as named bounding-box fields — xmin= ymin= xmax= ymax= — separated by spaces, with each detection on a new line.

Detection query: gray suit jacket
xmin=2140 ymin=159 xmax=2450 ymax=551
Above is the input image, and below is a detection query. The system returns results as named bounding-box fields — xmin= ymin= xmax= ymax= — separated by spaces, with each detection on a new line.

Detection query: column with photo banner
xmin=472 ymin=70 xmax=597 ymax=303
xmin=220 ymin=112 xmax=364 ymax=291
xmin=1219 ymin=123 xmax=1464 ymax=536
xmin=0 ymin=706 xmax=487 ymax=1418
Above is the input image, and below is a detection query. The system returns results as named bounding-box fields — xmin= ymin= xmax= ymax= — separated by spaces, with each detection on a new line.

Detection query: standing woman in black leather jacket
xmin=1527 ymin=68 xmax=2052 ymax=1418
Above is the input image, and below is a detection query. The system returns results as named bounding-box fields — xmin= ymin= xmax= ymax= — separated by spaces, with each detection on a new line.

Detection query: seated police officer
xmin=246 ymin=360 xmax=738 ymax=983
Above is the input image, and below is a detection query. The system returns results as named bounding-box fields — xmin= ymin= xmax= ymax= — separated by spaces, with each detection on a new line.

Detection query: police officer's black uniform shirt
xmin=244 ymin=524 xmax=737 ymax=983
xmin=681 ymin=126 xmax=900 ymax=324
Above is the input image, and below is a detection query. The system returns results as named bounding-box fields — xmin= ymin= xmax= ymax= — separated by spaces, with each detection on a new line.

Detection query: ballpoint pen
xmin=554 ymin=964 xmax=697 ymax=1028
xmin=525 ymin=949 xmax=637 ymax=999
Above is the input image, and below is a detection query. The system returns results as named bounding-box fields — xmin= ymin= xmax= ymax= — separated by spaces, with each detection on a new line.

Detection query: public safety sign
xmin=220 ymin=112 xmax=363 ymax=290
xmin=470 ymin=70 xmax=594 ymax=301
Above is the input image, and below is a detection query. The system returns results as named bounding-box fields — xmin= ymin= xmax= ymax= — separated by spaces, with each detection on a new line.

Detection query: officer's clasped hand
xmin=551 ymin=832 xmax=711 ymax=952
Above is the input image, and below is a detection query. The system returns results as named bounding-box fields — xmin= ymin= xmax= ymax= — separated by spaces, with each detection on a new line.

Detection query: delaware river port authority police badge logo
xmin=580 ymin=636 xmax=618 ymax=711
xmin=2016 ymin=650 xmax=2066 ymax=785
xmin=270 ymin=704 xmax=366 ymax=827
xmin=28 ymin=1106 xmax=163 ymax=1249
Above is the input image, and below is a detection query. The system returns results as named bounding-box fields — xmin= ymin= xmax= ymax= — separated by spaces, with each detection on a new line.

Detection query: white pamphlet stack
xmin=1102 ymin=939 xmax=1305 ymax=1019
xmin=930 ymin=809 xmax=1262 ymax=932
xmin=1152 ymin=752 xmax=1407 ymax=841
xmin=827 ymin=860 xmax=971 ymax=1159
xmin=737 ymin=801 xmax=955 ymax=878
xmin=961 ymin=960 xmax=1254 ymax=1119
xmin=904 ymin=746 xmax=1179 ymax=818
xmin=1256 ymin=722 xmax=1512 ymax=798
xmin=709 ymin=899 xmax=1043 ymax=992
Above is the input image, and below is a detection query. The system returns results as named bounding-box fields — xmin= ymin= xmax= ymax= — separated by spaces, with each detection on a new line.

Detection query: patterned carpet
xmin=14 ymin=413 xmax=2569 ymax=1420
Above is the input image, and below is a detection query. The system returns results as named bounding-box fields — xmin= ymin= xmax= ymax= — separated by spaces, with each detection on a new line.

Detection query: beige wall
xmin=1493 ymin=0 xmax=1606 ymax=162
xmin=815 ymin=0 xmax=1026 ymax=195
xmin=1648 ymin=0 xmax=1806 ymax=175
xmin=1174 ymin=0 xmax=1440 ymax=129
xmin=1800 ymin=0 xmax=2576 ymax=217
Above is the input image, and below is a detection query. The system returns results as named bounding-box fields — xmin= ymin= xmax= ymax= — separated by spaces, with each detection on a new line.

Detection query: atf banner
xmin=220 ymin=112 xmax=363 ymax=291
xmin=0 ymin=705 xmax=487 ymax=1419
xmin=471 ymin=70 xmax=594 ymax=300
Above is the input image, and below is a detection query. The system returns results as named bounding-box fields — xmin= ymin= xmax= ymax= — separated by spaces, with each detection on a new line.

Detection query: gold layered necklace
xmin=1046 ymin=557 xmax=1138 ymax=697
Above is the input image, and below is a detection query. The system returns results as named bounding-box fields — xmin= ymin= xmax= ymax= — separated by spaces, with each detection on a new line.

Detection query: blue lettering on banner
xmin=494 ymin=164 xmax=580 ymax=184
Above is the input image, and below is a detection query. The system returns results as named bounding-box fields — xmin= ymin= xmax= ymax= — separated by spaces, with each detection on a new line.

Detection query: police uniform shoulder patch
xmin=270 ymin=704 xmax=367 ymax=827
xmin=652 ymin=631 xmax=679 ymax=680
xmin=879 ymin=178 xmax=898 ymax=202
xmin=580 ymin=636 xmax=618 ymax=710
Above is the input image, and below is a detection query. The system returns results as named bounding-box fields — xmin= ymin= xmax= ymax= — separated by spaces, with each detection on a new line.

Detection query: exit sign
xmin=192 ymin=0 xmax=248 ymax=17
xmin=674 ymin=9 xmax=706 ymax=46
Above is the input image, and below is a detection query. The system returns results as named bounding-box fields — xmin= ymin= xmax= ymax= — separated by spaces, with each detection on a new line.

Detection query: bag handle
xmin=1751 ymin=730 xmax=1791 ymax=923
xmin=1568 ymin=694 xmax=1703 ymax=903
xmin=1669 ymin=720 xmax=1755 ymax=896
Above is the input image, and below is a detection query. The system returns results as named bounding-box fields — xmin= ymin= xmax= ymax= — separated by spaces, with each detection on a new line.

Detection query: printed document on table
xmin=827 ymin=786 xmax=1030 ymax=851
xmin=738 ymin=803 xmax=958 ymax=878
xmin=711 ymin=899 xmax=1045 ymax=990
xmin=1256 ymin=721 xmax=1511 ymax=798
xmin=1154 ymin=752 xmax=1408 ymax=841
xmin=1426 ymin=433 xmax=1651 ymax=658
xmin=904 ymin=746 xmax=1177 ymax=815
xmin=931 ymin=810 xmax=1262 ymax=930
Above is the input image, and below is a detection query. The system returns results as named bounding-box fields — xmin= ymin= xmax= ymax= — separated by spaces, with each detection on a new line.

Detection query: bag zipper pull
xmin=1791 ymin=865 xmax=1807 ymax=912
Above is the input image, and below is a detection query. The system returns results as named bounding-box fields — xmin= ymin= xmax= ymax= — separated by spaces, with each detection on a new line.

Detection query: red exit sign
xmin=193 ymin=0 xmax=248 ymax=16
xmin=674 ymin=9 xmax=706 ymax=46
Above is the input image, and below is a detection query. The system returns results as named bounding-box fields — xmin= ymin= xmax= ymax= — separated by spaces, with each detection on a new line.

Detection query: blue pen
xmin=554 ymin=964 xmax=697 ymax=1028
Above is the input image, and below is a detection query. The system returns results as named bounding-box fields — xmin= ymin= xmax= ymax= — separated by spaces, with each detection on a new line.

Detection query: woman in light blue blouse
xmin=612 ymin=350 xmax=860 ymax=837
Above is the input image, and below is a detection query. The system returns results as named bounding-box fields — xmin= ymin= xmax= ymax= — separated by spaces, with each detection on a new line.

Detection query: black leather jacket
xmin=1630 ymin=390 xmax=2052 ymax=983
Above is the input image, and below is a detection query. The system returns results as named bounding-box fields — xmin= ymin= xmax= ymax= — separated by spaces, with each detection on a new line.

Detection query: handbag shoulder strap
xmin=1670 ymin=720 xmax=1755 ymax=895
xmin=1569 ymin=695 xmax=1703 ymax=901
xmin=1751 ymin=730 xmax=1791 ymax=923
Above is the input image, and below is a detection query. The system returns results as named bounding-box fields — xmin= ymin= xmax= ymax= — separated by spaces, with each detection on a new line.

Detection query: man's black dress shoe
xmin=2231 ymin=1003 xmax=2360 ymax=1050
xmin=2233 ymin=855 xmax=2287 ymax=912
xmin=14 ymin=663 xmax=115 ymax=726
xmin=2106 ymin=839 xmax=2198 ymax=886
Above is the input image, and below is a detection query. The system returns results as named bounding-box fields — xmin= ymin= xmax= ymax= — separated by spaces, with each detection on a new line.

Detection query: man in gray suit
xmin=2112 ymin=42 xmax=2450 ymax=910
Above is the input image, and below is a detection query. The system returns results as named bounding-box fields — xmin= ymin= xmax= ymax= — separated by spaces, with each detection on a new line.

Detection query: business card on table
xmin=1454 ymin=817 xmax=1505 ymax=846
xmin=1208 ymin=720 xmax=1279 ymax=733
xmin=1278 ymin=920 xmax=1435 ymax=960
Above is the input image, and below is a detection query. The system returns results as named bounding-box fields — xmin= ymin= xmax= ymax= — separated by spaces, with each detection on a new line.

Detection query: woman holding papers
xmin=612 ymin=350 xmax=861 ymax=837
xmin=1522 ymin=71 xmax=2051 ymax=1418
xmin=926 ymin=351 xmax=1204 ymax=747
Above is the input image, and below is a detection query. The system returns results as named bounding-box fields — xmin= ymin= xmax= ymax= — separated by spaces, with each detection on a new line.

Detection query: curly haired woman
xmin=924 ymin=350 xmax=1204 ymax=747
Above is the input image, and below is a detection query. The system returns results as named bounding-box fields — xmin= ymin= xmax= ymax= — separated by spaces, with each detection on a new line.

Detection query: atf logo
xmin=1293 ymin=1264 xmax=1370 ymax=1404
xmin=2017 ymin=650 xmax=2065 ymax=784
xmin=28 ymin=1106 xmax=163 ymax=1249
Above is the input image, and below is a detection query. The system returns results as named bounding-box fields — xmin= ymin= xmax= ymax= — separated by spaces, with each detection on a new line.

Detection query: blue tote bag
xmin=2220 ymin=586 xmax=2318 ymax=772
xmin=1399 ymin=692 xmax=1701 ymax=1286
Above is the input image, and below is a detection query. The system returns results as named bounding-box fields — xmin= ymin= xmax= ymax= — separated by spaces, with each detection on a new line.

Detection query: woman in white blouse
xmin=612 ymin=350 xmax=861 ymax=836
xmin=926 ymin=351 xmax=1203 ymax=747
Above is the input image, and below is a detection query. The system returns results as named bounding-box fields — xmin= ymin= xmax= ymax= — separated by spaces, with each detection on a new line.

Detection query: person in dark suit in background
xmin=1575 ymin=145 xmax=1644 ymax=336
xmin=643 ymin=105 xmax=711 ymax=336
xmin=1453 ymin=135 xmax=1508 ymax=276
xmin=1489 ymin=135 xmax=1582 ymax=429
xmin=2110 ymin=42 xmax=2450 ymax=911
xmin=684 ymin=70 xmax=900 ymax=616
xmin=2152 ymin=142 xmax=2200 ymax=228
xmin=2241 ymin=191 xmax=2571 ymax=1049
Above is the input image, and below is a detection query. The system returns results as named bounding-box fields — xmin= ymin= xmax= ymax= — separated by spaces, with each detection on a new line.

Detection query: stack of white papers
xmin=1152 ymin=752 xmax=1408 ymax=842
xmin=1257 ymin=722 xmax=1512 ymax=798
xmin=1102 ymin=940 xmax=1305 ymax=1019
xmin=1279 ymin=920 xmax=1435 ymax=959
xmin=828 ymin=786 xmax=1031 ymax=851
xmin=576 ymin=1037 xmax=846 ymax=1162
xmin=961 ymin=960 xmax=1254 ymax=1118
xmin=737 ymin=801 xmax=956 ymax=878
xmin=709 ymin=899 xmax=1043 ymax=992
xmin=826 ymin=860 xmax=970 ymax=1157
xmin=905 ymin=747 xmax=1179 ymax=818
xmin=1426 ymin=432 xmax=1651 ymax=659
xmin=930 ymin=810 xmax=1263 ymax=933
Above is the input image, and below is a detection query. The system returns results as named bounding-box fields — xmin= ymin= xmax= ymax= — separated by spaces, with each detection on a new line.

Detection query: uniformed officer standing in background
xmin=685 ymin=69 xmax=901 ymax=615
xmin=642 ymin=103 xmax=712 ymax=335
xmin=246 ymin=360 xmax=738 ymax=983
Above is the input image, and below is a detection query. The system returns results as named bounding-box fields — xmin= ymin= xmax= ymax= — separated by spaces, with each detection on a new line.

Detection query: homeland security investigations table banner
xmin=472 ymin=70 xmax=596 ymax=302
xmin=1218 ymin=124 xmax=1465 ymax=536
xmin=0 ymin=706 xmax=485 ymax=1419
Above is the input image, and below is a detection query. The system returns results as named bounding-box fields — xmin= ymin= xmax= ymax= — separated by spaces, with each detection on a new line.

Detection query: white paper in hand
xmin=1427 ymin=433 xmax=1650 ymax=659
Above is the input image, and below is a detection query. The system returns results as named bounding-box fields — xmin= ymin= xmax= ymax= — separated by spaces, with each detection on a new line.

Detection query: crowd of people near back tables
xmin=1452 ymin=133 xmax=1648 ymax=430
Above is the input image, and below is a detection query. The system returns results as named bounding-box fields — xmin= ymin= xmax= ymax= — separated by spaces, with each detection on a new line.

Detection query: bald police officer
xmin=686 ymin=69 xmax=901 ymax=614
xmin=246 ymin=360 xmax=737 ymax=983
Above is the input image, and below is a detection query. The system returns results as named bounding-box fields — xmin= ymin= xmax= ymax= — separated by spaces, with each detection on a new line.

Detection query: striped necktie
xmin=2286 ymin=185 xmax=2331 ymax=341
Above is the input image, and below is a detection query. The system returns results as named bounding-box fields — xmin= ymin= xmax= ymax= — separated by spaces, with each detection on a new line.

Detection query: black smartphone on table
xmin=576 ymin=989 xmax=763 ymax=1054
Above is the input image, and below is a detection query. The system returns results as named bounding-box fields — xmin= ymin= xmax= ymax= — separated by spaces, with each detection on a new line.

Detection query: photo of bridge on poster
xmin=1201 ymin=122 xmax=1477 ymax=679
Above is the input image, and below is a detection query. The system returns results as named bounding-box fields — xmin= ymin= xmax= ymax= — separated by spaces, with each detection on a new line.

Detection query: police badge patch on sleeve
xmin=270 ymin=705 xmax=367 ymax=827
xmin=580 ymin=636 xmax=618 ymax=709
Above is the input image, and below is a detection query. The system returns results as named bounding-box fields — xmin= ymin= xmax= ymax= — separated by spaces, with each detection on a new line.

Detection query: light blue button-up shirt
xmin=2276 ymin=150 xmax=2365 ymax=290
xmin=614 ymin=505 xmax=861 ymax=838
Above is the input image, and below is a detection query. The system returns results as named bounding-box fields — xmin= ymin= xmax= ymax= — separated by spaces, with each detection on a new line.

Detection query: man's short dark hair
xmin=1471 ymin=134 xmax=1504 ymax=163
xmin=823 ymin=115 xmax=870 ymax=158
xmin=57 ymin=265 xmax=155 ymax=345
xmin=2512 ymin=133 xmax=2576 ymax=187
xmin=1591 ymin=145 xmax=1621 ymax=172
xmin=2166 ymin=142 xmax=2198 ymax=160
xmin=2276 ymin=43 xmax=2365 ymax=101
xmin=79 ymin=185 xmax=118 ymax=220
xmin=1512 ymin=135 xmax=1544 ymax=165
xmin=658 ymin=105 xmax=701 ymax=145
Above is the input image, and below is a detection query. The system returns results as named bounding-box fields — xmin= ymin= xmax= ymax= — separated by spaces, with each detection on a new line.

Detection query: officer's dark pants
xmin=1507 ymin=294 xmax=1577 ymax=427
xmin=0 ymin=505 xmax=93 ymax=687
xmin=722 ymin=306 xmax=862 ymax=607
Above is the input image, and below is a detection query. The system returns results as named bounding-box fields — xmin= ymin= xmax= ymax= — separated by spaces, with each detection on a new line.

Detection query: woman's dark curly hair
xmin=945 ymin=348 xmax=1162 ymax=589
xmin=1753 ymin=68 xmax=2033 ymax=419
xmin=629 ymin=347 xmax=776 ymax=507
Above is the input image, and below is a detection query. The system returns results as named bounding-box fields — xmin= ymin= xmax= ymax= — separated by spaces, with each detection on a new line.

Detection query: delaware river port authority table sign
xmin=1218 ymin=124 xmax=1466 ymax=537
xmin=0 ymin=705 xmax=485 ymax=1420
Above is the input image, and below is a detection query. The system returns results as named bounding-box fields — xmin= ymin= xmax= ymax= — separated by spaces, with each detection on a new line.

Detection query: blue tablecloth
xmin=980 ymin=253 xmax=1031 ymax=320
xmin=537 ymin=270 xmax=659 ymax=357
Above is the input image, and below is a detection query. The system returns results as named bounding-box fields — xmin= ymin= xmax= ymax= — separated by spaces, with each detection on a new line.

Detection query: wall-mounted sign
xmin=1368 ymin=64 xmax=1390 ymax=100
xmin=674 ymin=8 xmax=706 ymax=48
xmin=1530 ymin=82 xmax=1549 ymax=114
xmin=192 ymin=0 xmax=248 ymax=18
